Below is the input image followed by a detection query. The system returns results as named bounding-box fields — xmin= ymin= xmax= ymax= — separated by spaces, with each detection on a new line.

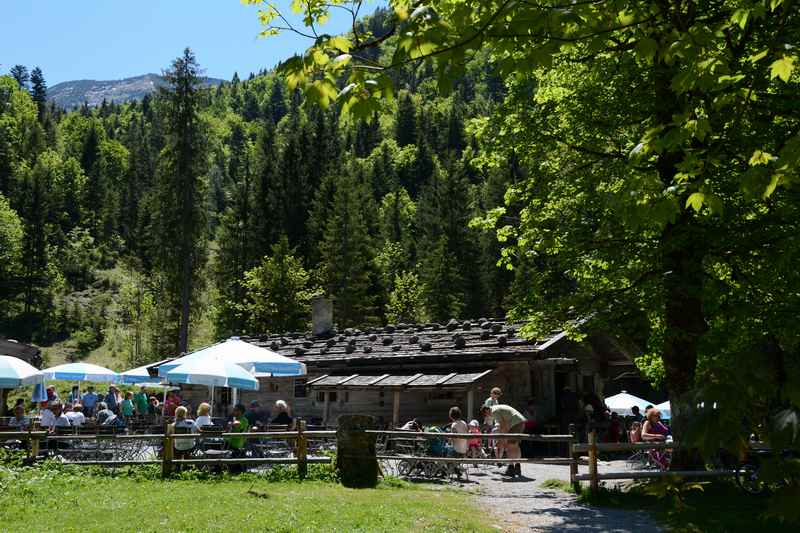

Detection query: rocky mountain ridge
xmin=49 ymin=73 xmax=225 ymax=108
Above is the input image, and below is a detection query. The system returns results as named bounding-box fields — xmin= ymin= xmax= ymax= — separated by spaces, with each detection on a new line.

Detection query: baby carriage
xmin=396 ymin=426 xmax=465 ymax=480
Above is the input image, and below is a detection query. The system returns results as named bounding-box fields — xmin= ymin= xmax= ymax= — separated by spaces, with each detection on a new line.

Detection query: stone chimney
xmin=312 ymin=296 xmax=333 ymax=336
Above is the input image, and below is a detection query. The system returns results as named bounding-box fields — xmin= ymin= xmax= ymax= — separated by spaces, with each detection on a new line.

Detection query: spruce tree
xmin=9 ymin=65 xmax=29 ymax=90
xmin=80 ymin=121 xmax=104 ymax=238
xmin=394 ymin=92 xmax=417 ymax=147
xmin=214 ymin=122 xmax=261 ymax=335
xmin=29 ymin=67 xmax=47 ymax=122
xmin=149 ymin=48 xmax=209 ymax=354
xmin=319 ymin=166 xmax=376 ymax=327
xmin=417 ymin=159 xmax=485 ymax=320
xmin=254 ymin=119 xmax=281 ymax=252
xmin=266 ymin=79 xmax=288 ymax=123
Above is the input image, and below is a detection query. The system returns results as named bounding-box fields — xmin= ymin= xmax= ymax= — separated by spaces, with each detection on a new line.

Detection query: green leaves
xmin=770 ymin=56 xmax=795 ymax=83
xmin=685 ymin=192 xmax=723 ymax=215
xmin=635 ymin=37 xmax=659 ymax=62
xmin=730 ymin=9 xmax=750 ymax=29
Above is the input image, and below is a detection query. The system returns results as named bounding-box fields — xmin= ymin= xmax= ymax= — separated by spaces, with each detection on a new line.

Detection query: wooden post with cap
xmin=297 ymin=419 xmax=308 ymax=479
xmin=588 ymin=429 xmax=599 ymax=493
xmin=162 ymin=421 xmax=174 ymax=477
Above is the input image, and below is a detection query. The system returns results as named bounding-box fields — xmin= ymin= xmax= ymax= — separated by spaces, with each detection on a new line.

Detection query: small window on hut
xmin=294 ymin=378 xmax=307 ymax=398
xmin=316 ymin=391 xmax=325 ymax=402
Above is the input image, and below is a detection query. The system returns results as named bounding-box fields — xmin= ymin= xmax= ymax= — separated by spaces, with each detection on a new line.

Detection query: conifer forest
xmin=0 ymin=11 xmax=510 ymax=368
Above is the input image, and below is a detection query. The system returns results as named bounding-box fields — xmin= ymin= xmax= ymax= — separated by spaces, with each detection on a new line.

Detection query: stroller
xmin=396 ymin=426 xmax=465 ymax=480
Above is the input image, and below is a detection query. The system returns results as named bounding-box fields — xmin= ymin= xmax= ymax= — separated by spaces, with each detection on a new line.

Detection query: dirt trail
xmin=465 ymin=462 xmax=663 ymax=532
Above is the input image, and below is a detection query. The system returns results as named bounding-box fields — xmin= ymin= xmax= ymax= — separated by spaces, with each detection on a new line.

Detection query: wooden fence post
xmin=568 ymin=423 xmax=579 ymax=492
xmin=162 ymin=423 xmax=173 ymax=477
xmin=297 ymin=419 xmax=308 ymax=479
xmin=29 ymin=427 xmax=40 ymax=461
xmin=588 ymin=429 xmax=599 ymax=494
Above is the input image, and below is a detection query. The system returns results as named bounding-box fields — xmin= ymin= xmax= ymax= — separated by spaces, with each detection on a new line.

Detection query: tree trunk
xmin=654 ymin=57 xmax=708 ymax=468
xmin=178 ymin=252 xmax=192 ymax=355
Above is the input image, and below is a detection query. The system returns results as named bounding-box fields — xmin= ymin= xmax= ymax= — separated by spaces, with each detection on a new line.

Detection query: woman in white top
xmin=192 ymin=402 xmax=213 ymax=433
xmin=449 ymin=406 xmax=469 ymax=457
xmin=169 ymin=406 xmax=196 ymax=457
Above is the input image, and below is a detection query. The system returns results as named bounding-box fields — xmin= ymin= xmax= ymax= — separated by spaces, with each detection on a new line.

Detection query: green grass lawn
xmin=0 ymin=468 xmax=490 ymax=533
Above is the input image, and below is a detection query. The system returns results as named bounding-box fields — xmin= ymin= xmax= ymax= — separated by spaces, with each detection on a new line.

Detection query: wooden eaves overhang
xmin=306 ymin=369 xmax=494 ymax=391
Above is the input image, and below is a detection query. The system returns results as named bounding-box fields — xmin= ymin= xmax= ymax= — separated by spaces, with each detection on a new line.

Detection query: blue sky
xmin=1 ymin=1 xmax=370 ymax=85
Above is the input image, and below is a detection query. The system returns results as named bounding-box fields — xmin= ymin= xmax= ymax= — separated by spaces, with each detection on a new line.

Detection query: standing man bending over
xmin=480 ymin=404 xmax=527 ymax=477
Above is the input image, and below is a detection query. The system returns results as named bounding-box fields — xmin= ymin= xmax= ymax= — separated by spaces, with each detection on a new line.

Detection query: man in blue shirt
xmin=104 ymin=386 xmax=119 ymax=414
xmin=81 ymin=386 xmax=98 ymax=417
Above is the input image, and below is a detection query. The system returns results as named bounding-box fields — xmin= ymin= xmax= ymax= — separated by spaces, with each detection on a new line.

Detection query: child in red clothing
xmin=467 ymin=419 xmax=486 ymax=458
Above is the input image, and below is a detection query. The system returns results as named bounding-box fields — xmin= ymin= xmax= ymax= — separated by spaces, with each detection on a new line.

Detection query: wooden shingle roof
xmin=242 ymin=319 xmax=565 ymax=371
xmin=307 ymin=369 xmax=493 ymax=389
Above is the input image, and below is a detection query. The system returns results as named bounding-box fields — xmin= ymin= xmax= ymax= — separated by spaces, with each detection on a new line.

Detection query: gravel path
xmin=464 ymin=461 xmax=664 ymax=532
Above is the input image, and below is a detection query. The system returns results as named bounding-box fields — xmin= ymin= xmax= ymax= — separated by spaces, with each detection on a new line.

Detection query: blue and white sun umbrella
xmin=41 ymin=362 xmax=119 ymax=383
xmin=165 ymin=356 xmax=259 ymax=415
xmin=158 ymin=337 xmax=306 ymax=378
xmin=165 ymin=356 xmax=259 ymax=390
xmin=0 ymin=355 xmax=44 ymax=388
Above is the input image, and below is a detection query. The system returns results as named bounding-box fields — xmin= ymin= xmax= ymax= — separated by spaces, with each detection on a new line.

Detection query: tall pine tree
xmin=148 ymin=48 xmax=209 ymax=354
xmin=29 ymin=67 xmax=47 ymax=122
xmin=319 ymin=165 xmax=376 ymax=327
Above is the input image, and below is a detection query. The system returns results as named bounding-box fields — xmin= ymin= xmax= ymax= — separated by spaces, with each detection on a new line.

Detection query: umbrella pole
xmin=210 ymin=385 xmax=215 ymax=417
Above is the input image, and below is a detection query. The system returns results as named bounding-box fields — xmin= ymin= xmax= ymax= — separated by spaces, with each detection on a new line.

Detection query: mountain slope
xmin=49 ymin=73 xmax=225 ymax=108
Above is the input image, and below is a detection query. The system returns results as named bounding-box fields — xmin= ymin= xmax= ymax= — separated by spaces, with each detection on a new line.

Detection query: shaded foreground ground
xmin=466 ymin=462 xmax=662 ymax=532
xmin=0 ymin=470 xmax=491 ymax=532
xmin=463 ymin=461 xmax=783 ymax=532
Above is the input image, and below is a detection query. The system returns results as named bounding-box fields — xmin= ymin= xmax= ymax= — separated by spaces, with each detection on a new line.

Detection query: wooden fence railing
xmin=368 ymin=429 xmax=581 ymax=470
xmin=569 ymin=430 xmax=735 ymax=492
xmin=1 ymin=424 xmax=336 ymax=478
xmin=7 ymin=424 xmax=738 ymax=492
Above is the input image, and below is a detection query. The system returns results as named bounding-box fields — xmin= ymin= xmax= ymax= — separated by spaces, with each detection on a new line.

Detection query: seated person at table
xmin=95 ymin=402 xmax=119 ymax=426
xmin=225 ymin=404 xmax=250 ymax=454
xmin=629 ymin=421 xmax=643 ymax=443
xmin=9 ymin=404 xmax=30 ymax=429
xmin=244 ymin=401 xmax=266 ymax=427
xmin=65 ymin=404 xmax=86 ymax=427
xmin=270 ymin=400 xmax=293 ymax=428
xmin=641 ymin=408 xmax=669 ymax=441
xmin=193 ymin=402 xmax=213 ymax=433
xmin=448 ymin=406 xmax=469 ymax=458
xmin=43 ymin=402 xmax=71 ymax=432
xmin=168 ymin=406 xmax=197 ymax=459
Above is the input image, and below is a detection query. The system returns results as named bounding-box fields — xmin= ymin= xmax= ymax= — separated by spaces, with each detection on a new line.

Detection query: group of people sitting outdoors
xmin=4 ymin=383 xmax=298 ymax=439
